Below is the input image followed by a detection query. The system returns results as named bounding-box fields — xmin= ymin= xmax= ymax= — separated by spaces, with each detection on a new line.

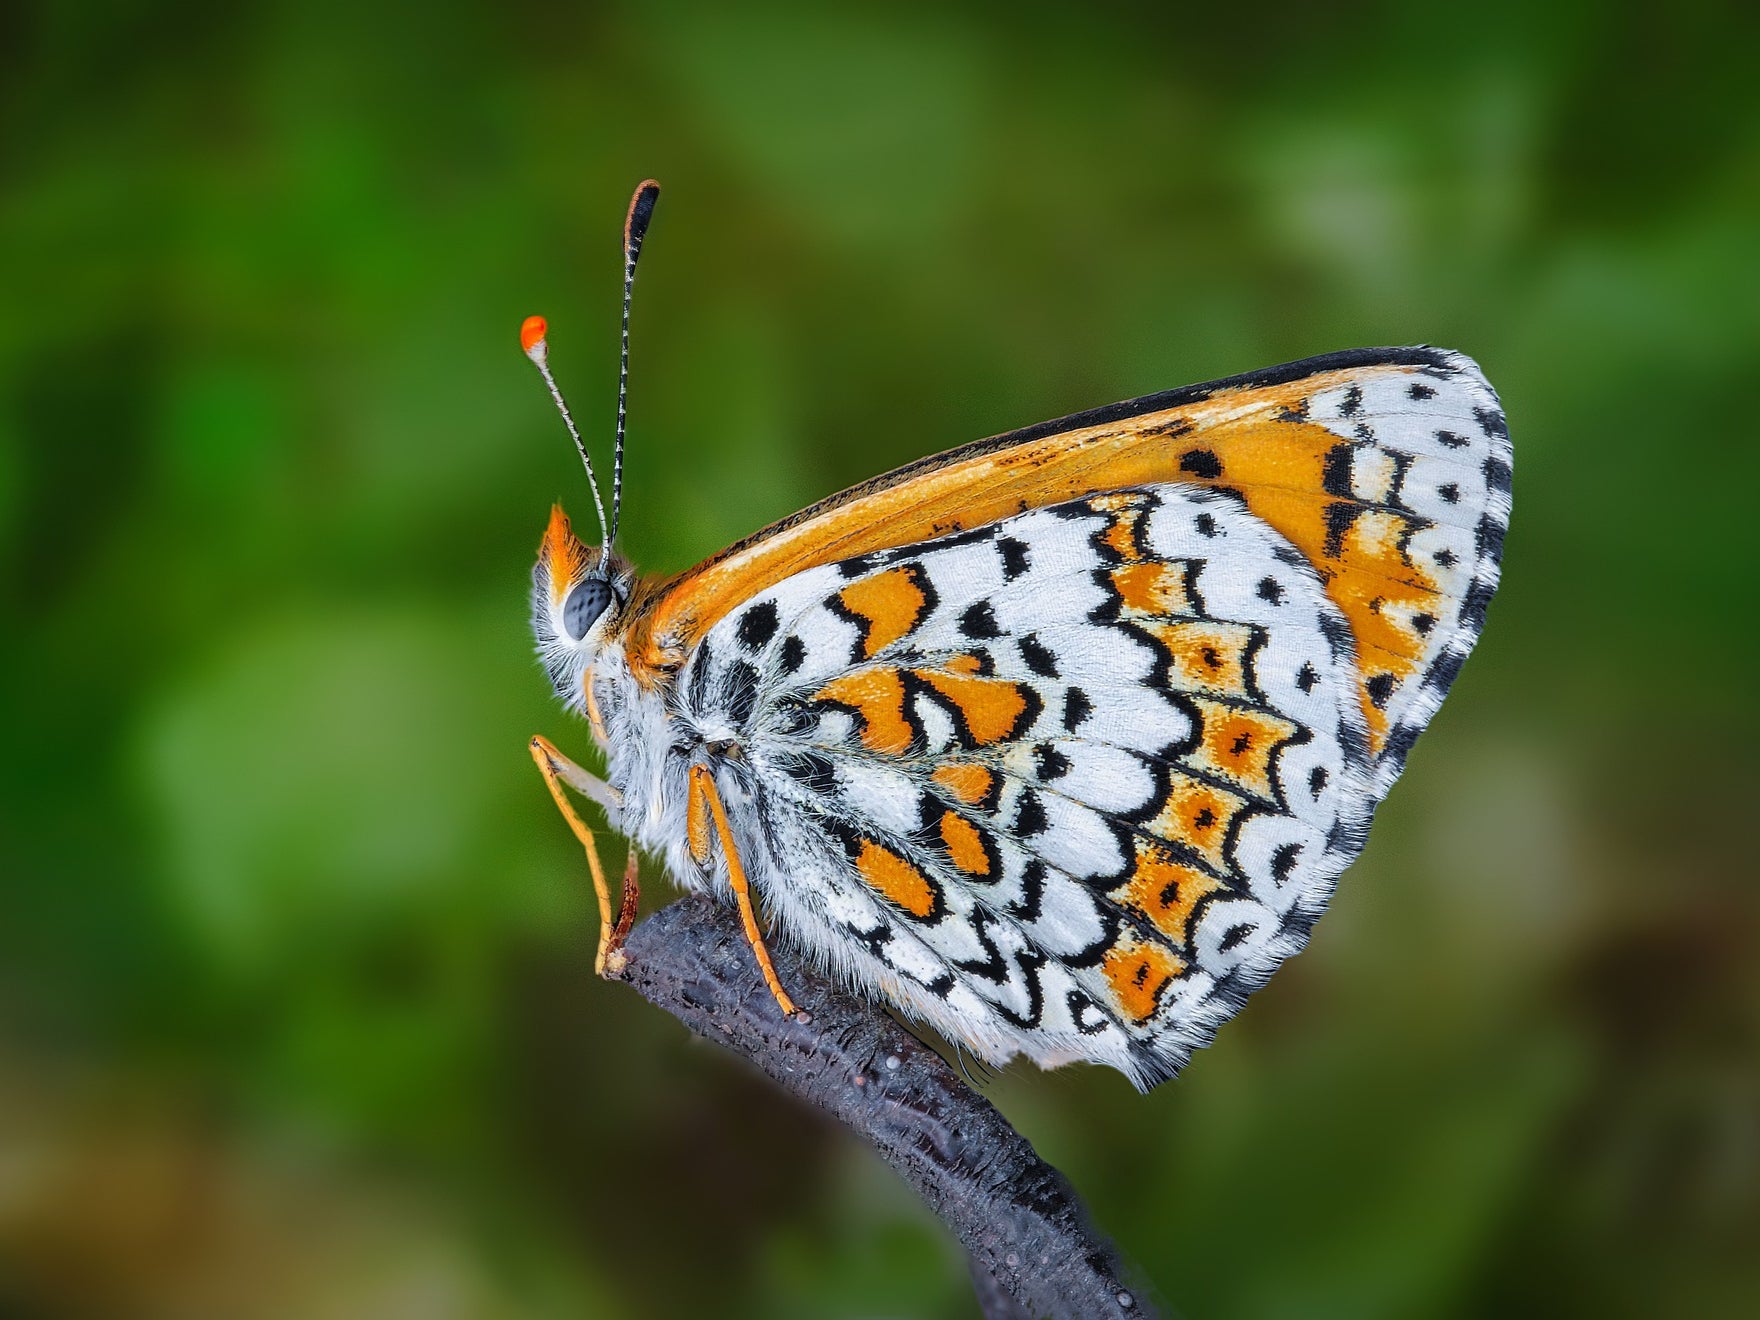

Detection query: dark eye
xmin=562 ymin=578 xmax=614 ymax=640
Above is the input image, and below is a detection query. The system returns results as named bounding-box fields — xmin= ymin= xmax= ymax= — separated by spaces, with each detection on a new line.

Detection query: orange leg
xmin=531 ymin=735 xmax=637 ymax=976
xmin=688 ymin=763 xmax=799 ymax=1018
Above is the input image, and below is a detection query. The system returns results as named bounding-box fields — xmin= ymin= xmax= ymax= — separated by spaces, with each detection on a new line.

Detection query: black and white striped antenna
xmin=520 ymin=178 xmax=661 ymax=552
xmin=611 ymin=180 xmax=660 ymax=547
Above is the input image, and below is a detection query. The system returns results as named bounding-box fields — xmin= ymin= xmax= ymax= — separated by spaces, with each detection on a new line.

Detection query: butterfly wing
xmin=632 ymin=346 xmax=1509 ymax=795
xmin=653 ymin=348 xmax=1509 ymax=1086
xmin=680 ymin=485 xmax=1366 ymax=1086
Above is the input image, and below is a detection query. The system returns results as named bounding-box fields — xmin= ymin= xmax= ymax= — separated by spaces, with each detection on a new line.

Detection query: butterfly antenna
xmin=611 ymin=179 xmax=660 ymax=548
xmin=521 ymin=314 xmax=610 ymax=547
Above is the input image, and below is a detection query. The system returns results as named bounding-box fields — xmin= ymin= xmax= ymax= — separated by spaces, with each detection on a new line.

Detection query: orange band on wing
xmin=619 ymin=360 xmax=1449 ymax=753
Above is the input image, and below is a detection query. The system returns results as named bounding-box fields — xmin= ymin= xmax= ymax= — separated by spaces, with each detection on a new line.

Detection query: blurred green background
xmin=3 ymin=1 xmax=1757 ymax=1316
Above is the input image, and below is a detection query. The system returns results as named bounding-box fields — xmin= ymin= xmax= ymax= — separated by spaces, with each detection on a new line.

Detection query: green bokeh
xmin=3 ymin=2 xmax=1757 ymax=1316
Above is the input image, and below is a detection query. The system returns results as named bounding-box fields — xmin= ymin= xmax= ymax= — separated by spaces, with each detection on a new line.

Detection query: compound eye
xmin=562 ymin=578 xmax=614 ymax=640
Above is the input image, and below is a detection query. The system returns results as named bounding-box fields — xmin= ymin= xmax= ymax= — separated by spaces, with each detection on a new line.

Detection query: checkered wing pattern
xmin=663 ymin=350 xmax=1508 ymax=1086
xmin=680 ymin=487 xmax=1355 ymax=1085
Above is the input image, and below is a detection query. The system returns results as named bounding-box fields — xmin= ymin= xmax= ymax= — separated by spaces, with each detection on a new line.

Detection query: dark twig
xmin=606 ymin=894 xmax=1158 ymax=1320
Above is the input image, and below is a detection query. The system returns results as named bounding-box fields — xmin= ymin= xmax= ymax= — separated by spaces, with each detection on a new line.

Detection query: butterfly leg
xmin=530 ymin=735 xmax=636 ymax=976
xmin=687 ymin=762 xmax=800 ymax=1019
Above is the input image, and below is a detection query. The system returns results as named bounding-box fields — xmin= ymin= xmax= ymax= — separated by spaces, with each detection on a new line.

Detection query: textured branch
xmin=606 ymin=895 xmax=1158 ymax=1320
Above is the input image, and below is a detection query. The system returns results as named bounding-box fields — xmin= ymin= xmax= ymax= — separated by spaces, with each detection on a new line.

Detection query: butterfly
xmin=524 ymin=181 xmax=1511 ymax=1089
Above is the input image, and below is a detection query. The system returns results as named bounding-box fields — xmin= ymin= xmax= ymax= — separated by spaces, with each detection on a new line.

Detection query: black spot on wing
xmin=1139 ymin=416 xmax=1196 ymax=438
xmin=1424 ymin=645 xmax=1466 ymax=693
xmin=1318 ymin=612 xmax=1353 ymax=660
xmin=736 ymin=601 xmax=779 ymax=650
xmin=959 ymin=600 xmax=1001 ymax=639
xmin=1018 ymin=633 xmax=1060 ymax=678
xmin=998 ymin=536 xmax=1031 ymax=581
xmin=779 ymin=634 xmax=806 ymax=675
xmin=1377 ymin=721 xmax=1422 ymax=773
xmin=1322 ymin=501 xmax=1358 ymax=558
xmin=1032 ymin=743 xmax=1071 ymax=781
xmin=1483 ymin=454 xmax=1513 ymax=495
xmin=773 ymin=750 xmax=839 ymax=797
xmin=1459 ymin=577 xmax=1496 ymax=632
xmin=1179 ymin=449 xmax=1223 ymax=479
xmin=1062 ymin=688 xmax=1092 ymax=732
xmin=913 ymin=524 xmax=999 ymax=557
xmin=1007 ymin=859 xmax=1047 ymax=922
xmin=1365 ymin=672 xmax=1396 ymax=709
xmin=1270 ymin=842 xmax=1303 ymax=883
xmin=1069 ymin=992 xmax=1112 ymax=1034
xmin=1436 ymin=429 xmax=1469 ymax=450
xmin=1474 ymin=406 xmax=1509 ymax=440
xmin=1006 ymin=788 xmax=1047 ymax=840
xmin=1336 ymin=718 xmax=1372 ymax=775
xmin=1321 ymin=444 xmax=1355 ymax=498
xmin=952 ymin=908 xmax=1009 ymax=984
xmin=1408 ymin=382 xmax=1436 ymax=401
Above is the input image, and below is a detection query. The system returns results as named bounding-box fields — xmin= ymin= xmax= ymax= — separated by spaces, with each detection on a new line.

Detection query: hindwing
xmin=680 ymin=485 xmax=1371 ymax=1085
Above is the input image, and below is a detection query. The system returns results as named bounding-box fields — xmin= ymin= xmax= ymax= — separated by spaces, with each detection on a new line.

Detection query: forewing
xmin=636 ymin=347 xmax=1509 ymax=793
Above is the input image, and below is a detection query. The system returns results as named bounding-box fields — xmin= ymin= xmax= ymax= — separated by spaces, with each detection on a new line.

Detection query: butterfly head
xmin=532 ymin=504 xmax=636 ymax=706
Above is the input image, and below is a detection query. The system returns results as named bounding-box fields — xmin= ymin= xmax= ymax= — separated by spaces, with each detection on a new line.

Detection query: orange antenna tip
xmin=520 ymin=314 xmax=549 ymax=360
